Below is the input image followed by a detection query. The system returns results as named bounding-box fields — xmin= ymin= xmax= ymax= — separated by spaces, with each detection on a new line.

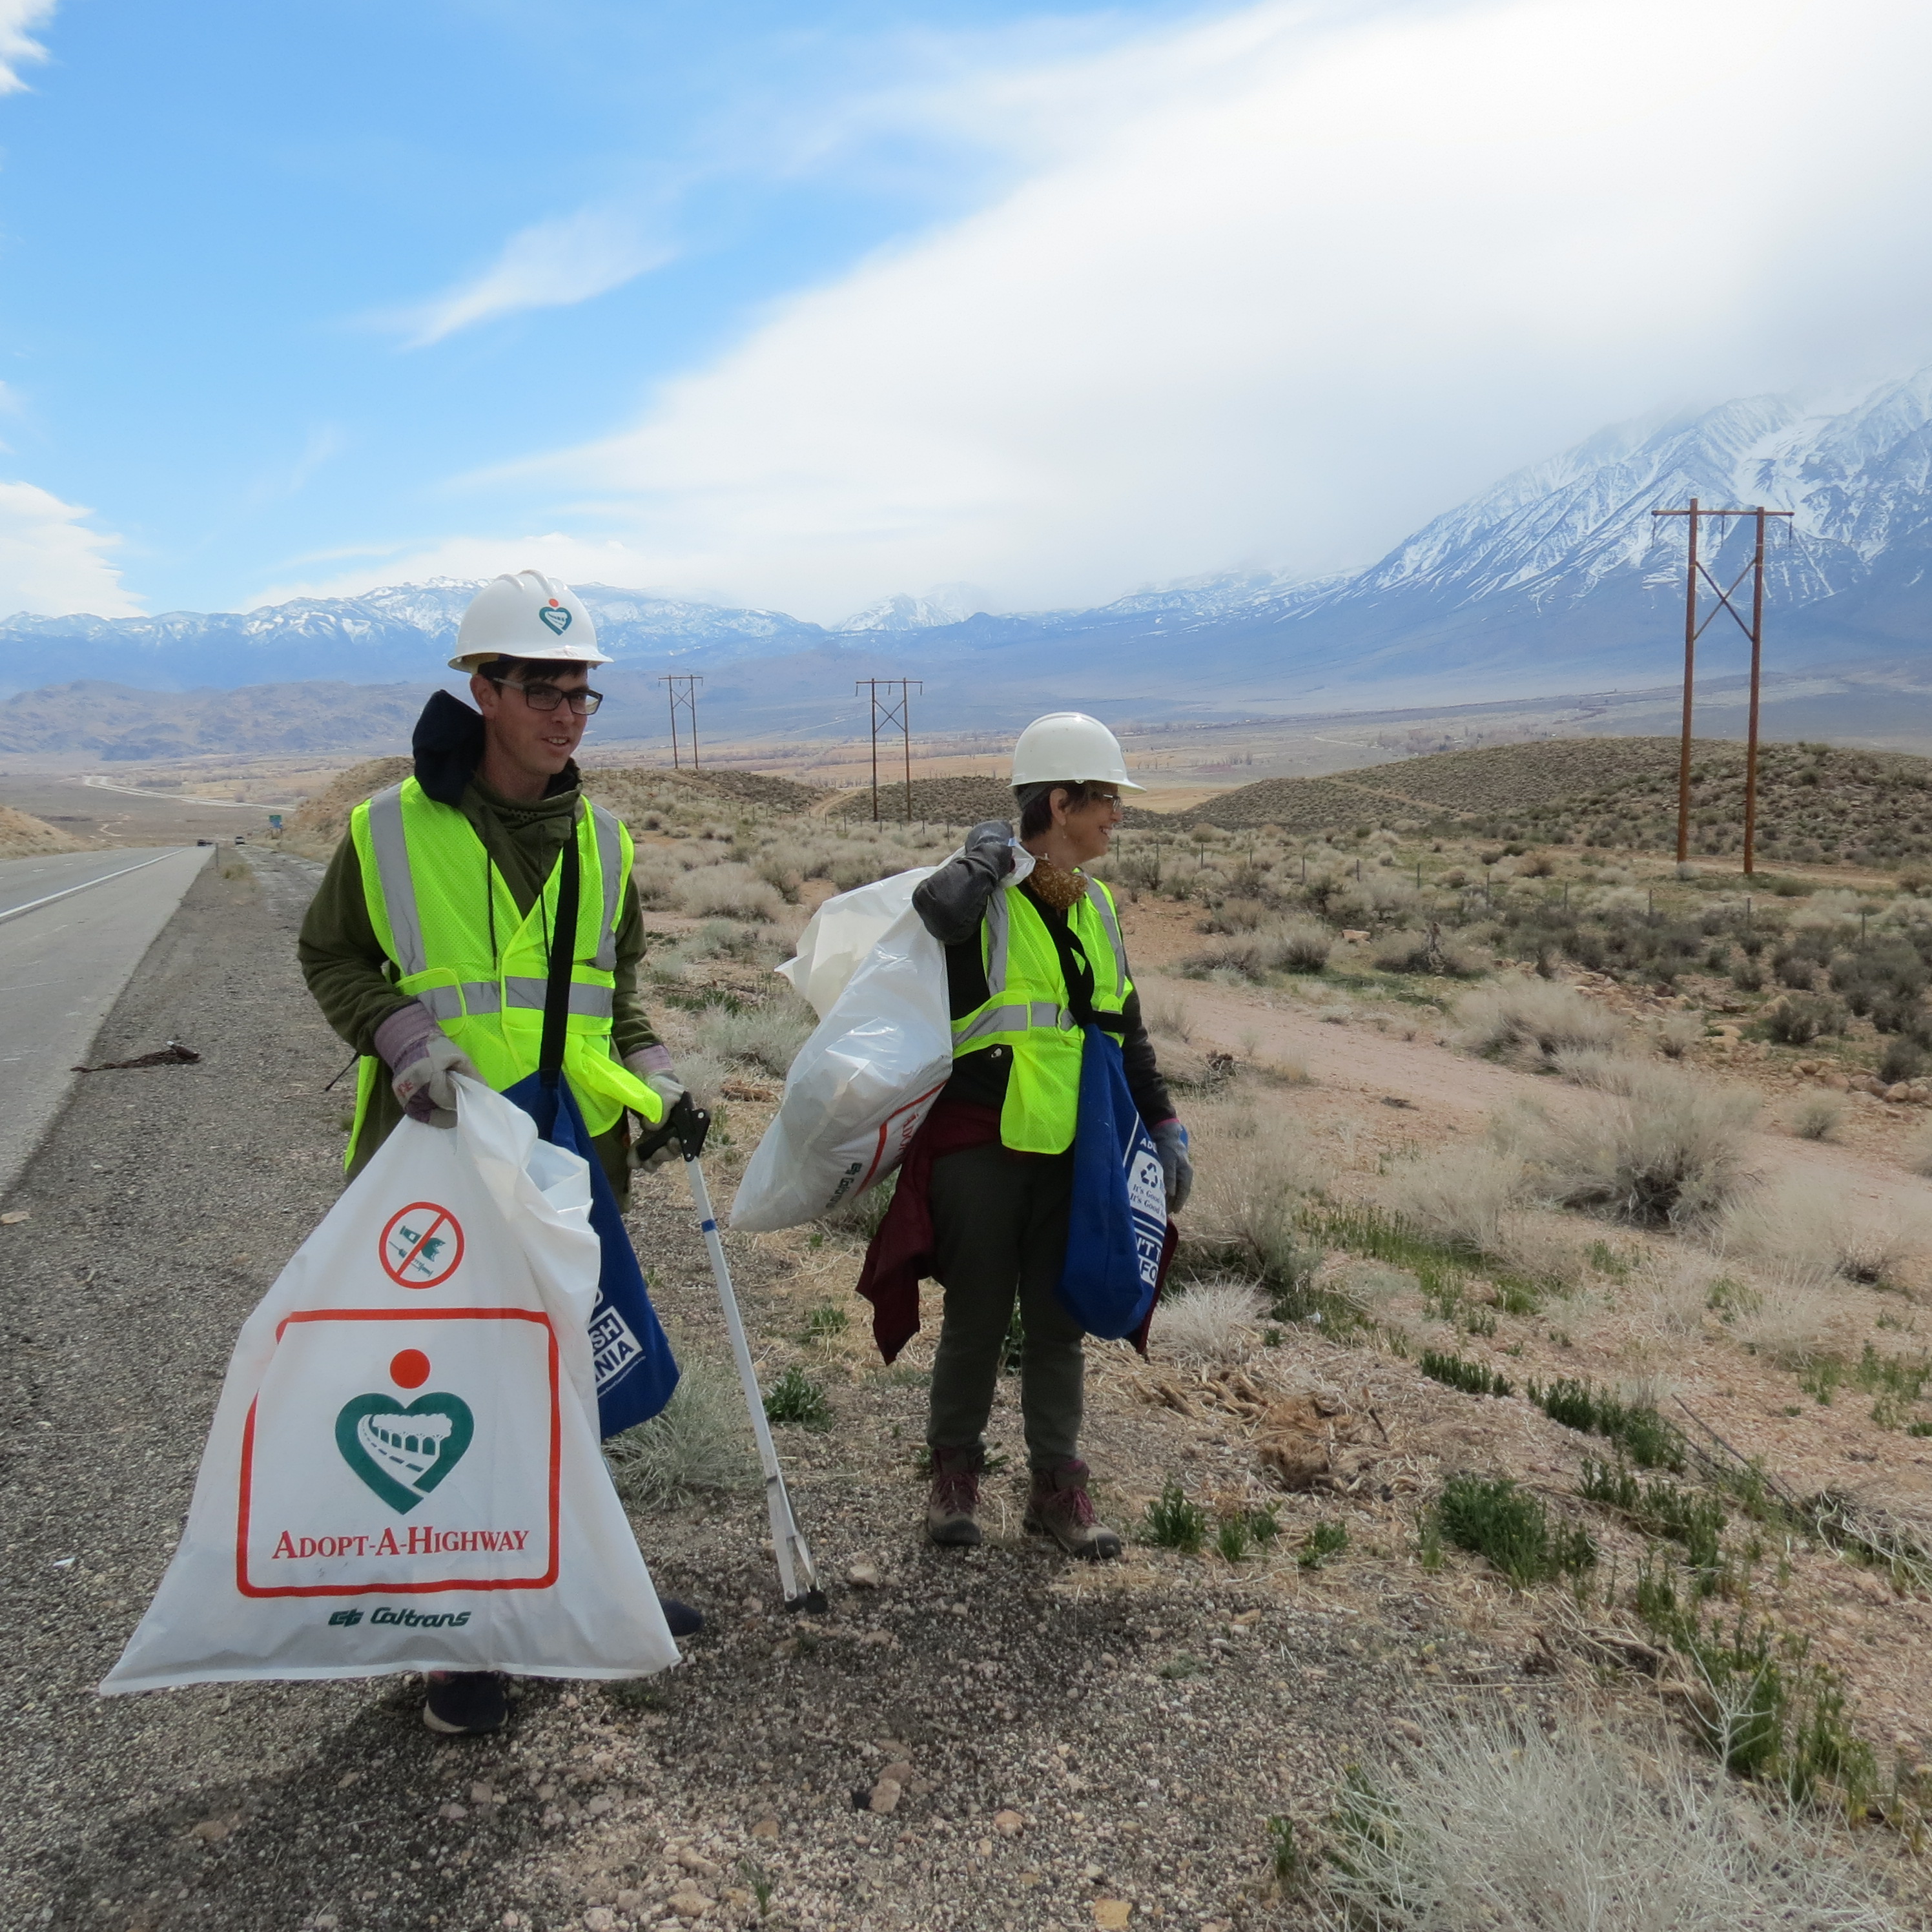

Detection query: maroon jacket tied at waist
xmin=854 ymin=1099 xmax=1172 ymax=1364
xmin=854 ymin=1101 xmax=1002 ymax=1363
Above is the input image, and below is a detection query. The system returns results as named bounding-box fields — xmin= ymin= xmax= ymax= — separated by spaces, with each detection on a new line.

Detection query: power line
xmin=855 ymin=678 xmax=921 ymax=823
xmin=1650 ymin=499 xmax=1794 ymax=875
xmin=661 ymin=674 xmax=703 ymax=773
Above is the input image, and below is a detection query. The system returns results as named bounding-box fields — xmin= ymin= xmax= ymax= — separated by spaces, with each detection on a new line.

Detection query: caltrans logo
xmin=537 ymin=600 xmax=571 ymax=635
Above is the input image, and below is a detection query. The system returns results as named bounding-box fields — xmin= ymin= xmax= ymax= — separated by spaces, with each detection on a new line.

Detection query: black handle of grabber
xmin=633 ymin=1091 xmax=711 ymax=1166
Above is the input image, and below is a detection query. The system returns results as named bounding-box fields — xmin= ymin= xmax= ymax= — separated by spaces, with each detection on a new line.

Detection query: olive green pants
xmin=926 ymin=1143 xmax=1085 ymax=1470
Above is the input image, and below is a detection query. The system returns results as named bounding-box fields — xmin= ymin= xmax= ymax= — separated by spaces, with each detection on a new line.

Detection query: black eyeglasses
xmin=488 ymin=677 xmax=602 ymax=716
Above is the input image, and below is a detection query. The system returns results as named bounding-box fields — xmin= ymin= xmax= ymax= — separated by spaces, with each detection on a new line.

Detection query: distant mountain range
xmin=4 ymin=367 xmax=1929 ymax=745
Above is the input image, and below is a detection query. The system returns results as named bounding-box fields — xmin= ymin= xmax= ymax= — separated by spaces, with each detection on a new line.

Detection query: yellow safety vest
xmin=951 ymin=875 xmax=1132 ymax=1155
xmin=344 ymin=777 xmax=663 ymax=1170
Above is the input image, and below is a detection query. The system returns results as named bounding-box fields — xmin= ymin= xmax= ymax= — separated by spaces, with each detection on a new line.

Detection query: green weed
xmin=1528 ymin=1376 xmax=1684 ymax=1469
xmin=1434 ymin=1474 xmax=1596 ymax=1588
xmin=798 ymin=1303 xmax=850 ymax=1345
xmin=1633 ymin=1556 xmax=1878 ymax=1811
xmin=763 ymin=1366 xmax=832 ymax=1430
xmin=1299 ymin=1520 xmax=1350 ymax=1569
xmin=1419 ymin=1349 xmax=1513 ymax=1398
xmin=1215 ymin=1516 xmax=1251 ymax=1563
xmin=1265 ymin=1815 xmax=1310 ymax=1893
xmin=1142 ymin=1480 xmax=1209 ymax=1554
xmin=1577 ymin=1458 xmax=1726 ymax=1574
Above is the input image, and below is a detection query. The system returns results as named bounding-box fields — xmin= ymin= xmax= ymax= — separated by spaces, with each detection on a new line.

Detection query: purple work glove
xmin=374 ymin=1001 xmax=480 ymax=1129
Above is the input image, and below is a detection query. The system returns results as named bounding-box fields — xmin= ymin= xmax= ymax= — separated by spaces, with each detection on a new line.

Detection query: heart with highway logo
xmin=334 ymin=1391 xmax=475 ymax=1514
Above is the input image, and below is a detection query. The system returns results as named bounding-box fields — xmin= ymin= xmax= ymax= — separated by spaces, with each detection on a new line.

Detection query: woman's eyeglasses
xmin=489 ymin=677 xmax=603 ymax=715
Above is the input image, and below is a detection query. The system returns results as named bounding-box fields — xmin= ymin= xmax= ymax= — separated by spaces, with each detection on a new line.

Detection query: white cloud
xmin=0 ymin=479 xmax=143 ymax=617
xmin=392 ymin=209 xmax=674 ymax=347
xmin=0 ymin=0 xmax=54 ymax=94
xmin=444 ymin=0 xmax=1932 ymax=623
xmin=251 ymin=531 xmax=668 ymax=611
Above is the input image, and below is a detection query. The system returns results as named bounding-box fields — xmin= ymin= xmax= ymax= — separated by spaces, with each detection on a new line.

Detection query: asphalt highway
xmin=0 ymin=845 xmax=212 ymax=1200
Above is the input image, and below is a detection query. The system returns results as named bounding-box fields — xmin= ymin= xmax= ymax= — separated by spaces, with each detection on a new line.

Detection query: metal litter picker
xmin=637 ymin=1096 xmax=827 ymax=1613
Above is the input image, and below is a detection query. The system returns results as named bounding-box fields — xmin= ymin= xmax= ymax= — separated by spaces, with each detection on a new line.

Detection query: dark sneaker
xmin=422 ymin=1670 xmax=508 ymax=1736
xmin=659 ymin=1596 xmax=704 ymax=1639
xmin=926 ymin=1444 xmax=984 ymax=1547
xmin=1025 ymin=1459 xmax=1123 ymax=1560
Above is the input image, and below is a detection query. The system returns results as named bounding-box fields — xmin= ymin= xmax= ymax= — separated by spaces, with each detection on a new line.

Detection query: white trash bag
xmin=733 ymin=850 xmax=1034 ymax=1234
xmin=101 ymin=1075 xmax=677 ymax=1692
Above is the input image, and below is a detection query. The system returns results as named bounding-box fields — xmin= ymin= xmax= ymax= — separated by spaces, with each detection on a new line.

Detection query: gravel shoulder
xmin=0 ymin=852 xmax=1481 ymax=1932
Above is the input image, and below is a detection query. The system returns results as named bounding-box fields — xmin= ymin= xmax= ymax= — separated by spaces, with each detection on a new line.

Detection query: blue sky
xmin=2 ymin=0 xmax=1929 ymax=623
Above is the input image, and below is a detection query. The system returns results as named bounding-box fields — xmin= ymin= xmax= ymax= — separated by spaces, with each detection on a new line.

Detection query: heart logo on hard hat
xmin=334 ymin=1392 xmax=475 ymax=1514
xmin=537 ymin=603 xmax=572 ymax=635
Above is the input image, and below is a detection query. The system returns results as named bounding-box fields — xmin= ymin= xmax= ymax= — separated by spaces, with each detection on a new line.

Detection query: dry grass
xmin=1317 ymin=1711 xmax=1901 ymax=1932
xmin=1788 ymin=1094 xmax=1847 ymax=1142
xmin=693 ymin=996 xmax=816 ymax=1080
xmin=1526 ymin=1067 xmax=1759 ymax=1227
xmin=1902 ymin=1123 xmax=1932 ymax=1179
xmin=674 ymin=862 xmax=786 ymax=923
xmin=1457 ymin=980 xmax=1624 ymax=1060
xmin=1180 ymin=1116 xmax=1323 ymax=1293
xmin=1729 ymin=1266 xmax=1849 ymax=1366
xmin=1720 ymin=1180 xmax=1932 ymax=1288
xmin=1379 ymin=1144 xmax=1528 ymax=1254
xmin=1155 ymin=1279 xmax=1269 ymax=1368
xmin=1142 ymin=985 xmax=1195 ymax=1042
xmin=603 ymin=1356 xmax=757 ymax=1507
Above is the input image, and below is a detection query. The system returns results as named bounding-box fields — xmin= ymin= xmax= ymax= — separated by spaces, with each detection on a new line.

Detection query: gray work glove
xmin=912 ymin=819 xmax=1016 ymax=945
xmin=374 ymin=1002 xmax=480 ymax=1129
xmin=625 ymin=1047 xmax=708 ymax=1169
xmin=1151 ymin=1119 xmax=1193 ymax=1212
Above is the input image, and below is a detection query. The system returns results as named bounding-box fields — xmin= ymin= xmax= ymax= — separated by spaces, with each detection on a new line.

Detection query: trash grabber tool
xmin=637 ymin=1096 xmax=827 ymax=1614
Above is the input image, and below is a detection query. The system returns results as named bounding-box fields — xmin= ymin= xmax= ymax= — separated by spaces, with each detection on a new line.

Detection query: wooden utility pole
xmin=1650 ymin=501 xmax=1793 ymax=873
xmin=661 ymin=674 xmax=703 ymax=772
xmin=855 ymin=678 xmax=921 ymax=822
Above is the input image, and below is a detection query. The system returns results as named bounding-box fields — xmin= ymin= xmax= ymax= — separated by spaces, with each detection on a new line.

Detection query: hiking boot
xmin=659 ymin=1596 xmax=704 ymax=1639
xmin=422 ymin=1670 xmax=508 ymax=1736
xmin=1025 ymin=1459 xmax=1123 ymax=1560
xmin=926 ymin=1444 xmax=984 ymax=1547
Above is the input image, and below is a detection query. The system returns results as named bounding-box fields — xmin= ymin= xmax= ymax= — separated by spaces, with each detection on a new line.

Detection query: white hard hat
xmin=448 ymin=570 xmax=610 ymax=670
xmin=1010 ymin=712 xmax=1143 ymax=790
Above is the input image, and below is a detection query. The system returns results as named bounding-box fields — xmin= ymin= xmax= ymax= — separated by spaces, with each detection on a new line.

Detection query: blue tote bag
xmin=1056 ymin=1022 xmax=1171 ymax=1340
xmin=503 ymin=825 xmax=678 ymax=1439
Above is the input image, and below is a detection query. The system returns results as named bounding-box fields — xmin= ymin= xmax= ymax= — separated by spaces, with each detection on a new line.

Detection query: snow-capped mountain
xmin=0 ymin=579 xmax=828 ymax=693
xmin=837 ymin=586 xmax=985 ymax=631
xmin=6 ymin=368 xmax=1930 ymax=723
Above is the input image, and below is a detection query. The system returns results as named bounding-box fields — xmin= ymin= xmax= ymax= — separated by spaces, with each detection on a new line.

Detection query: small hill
xmin=282 ymin=758 xmax=827 ymax=859
xmin=1195 ymin=735 xmax=1932 ymax=869
xmin=827 ymin=775 xmax=1014 ymax=824
xmin=0 ymin=804 xmax=87 ymax=859
xmin=0 ymin=679 xmax=433 ymax=757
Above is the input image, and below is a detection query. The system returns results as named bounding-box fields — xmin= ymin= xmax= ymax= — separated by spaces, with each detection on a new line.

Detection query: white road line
xmin=0 ymin=852 xmax=178 ymax=926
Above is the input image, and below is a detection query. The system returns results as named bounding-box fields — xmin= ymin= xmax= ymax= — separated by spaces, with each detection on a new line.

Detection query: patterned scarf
xmin=1027 ymin=859 xmax=1088 ymax=912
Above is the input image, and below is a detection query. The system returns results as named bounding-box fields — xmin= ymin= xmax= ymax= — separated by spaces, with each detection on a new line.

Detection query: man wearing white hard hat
xmin=298 ymin=570 xmax=704 ymax=1734
xmin=856 ymin=713 xmax=1191 ymax=1558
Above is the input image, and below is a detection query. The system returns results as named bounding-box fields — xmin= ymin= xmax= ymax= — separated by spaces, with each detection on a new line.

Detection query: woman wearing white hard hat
xmin=856 ymin=713 xmax=1191 ymax=1558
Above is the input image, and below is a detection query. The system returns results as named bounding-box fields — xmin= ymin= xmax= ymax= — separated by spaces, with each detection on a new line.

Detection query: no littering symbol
xmin=379 ymin=1202 xmax=466 ymax=1290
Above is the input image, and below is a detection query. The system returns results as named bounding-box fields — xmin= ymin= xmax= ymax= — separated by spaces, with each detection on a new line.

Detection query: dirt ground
xmin=5 ymin=841 xmax=1932 ymax=1932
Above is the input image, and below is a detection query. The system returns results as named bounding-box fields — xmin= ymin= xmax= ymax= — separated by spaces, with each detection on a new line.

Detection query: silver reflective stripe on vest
xmin=504 ymin=976 xmax=615 ymax=1017
xmin=590 ymin=803 xmax=623 ymax=971
xmin=1084 ymin=879 xmax=1128 ymax=998
xmin=364 ymin=784 xmax=427 ymax=977
xmin=419 ymin=981 xmax=503 ymax=1020
xmin=954 ymin=998 xmax=1071 ymax=1043
xmin=983 ymin=885 xmax=1012 ymax=994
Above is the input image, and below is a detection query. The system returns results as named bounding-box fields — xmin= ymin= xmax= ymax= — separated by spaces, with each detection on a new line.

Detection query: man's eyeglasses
xmin=488 ymin=677 xmax=603 ymax=716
